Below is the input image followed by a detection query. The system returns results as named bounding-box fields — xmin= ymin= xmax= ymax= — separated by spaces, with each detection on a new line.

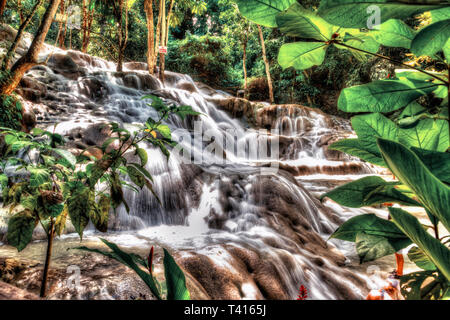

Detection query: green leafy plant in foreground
xmin=75 ymin=238 xmax=190 ymax=300
xmin=235 ymin=0 xmax=449 ymax=299
xmin=0 ymin=95 xmax=200 ymax=297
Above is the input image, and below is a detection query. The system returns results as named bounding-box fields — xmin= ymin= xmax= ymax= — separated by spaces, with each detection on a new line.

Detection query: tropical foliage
xmin=0 ymin=95 xmax=200 ymax=296
xmin=235 ymin=0 xmax=449 ymax=300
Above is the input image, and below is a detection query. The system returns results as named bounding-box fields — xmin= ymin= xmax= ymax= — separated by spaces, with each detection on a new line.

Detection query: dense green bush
xmin=166 ymin=34 xmax=243 ymax=89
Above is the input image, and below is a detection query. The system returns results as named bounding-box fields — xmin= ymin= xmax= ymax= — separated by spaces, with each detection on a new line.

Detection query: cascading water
xmin=1 ymin=41 xmax=393 ymax=300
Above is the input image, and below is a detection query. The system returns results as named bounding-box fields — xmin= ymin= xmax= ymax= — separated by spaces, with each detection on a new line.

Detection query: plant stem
xmin=334 ymin=41 xmax=449 ymax=85
xmin=40 ymin=218 xmax=55 ymax=298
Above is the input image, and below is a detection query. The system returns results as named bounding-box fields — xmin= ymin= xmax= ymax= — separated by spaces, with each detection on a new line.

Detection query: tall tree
xmin=0 ymin=0 xmax=61 ymax=95
xmin=158 ymin=0 xmax=166 ymax=81
xmin=144 ymin=0 xmax=156 ymax=74
xmin=1 ymin=0 xmax=44 ymax=71
xmin=257 ymin=25 xmax=274 ymax=104
xmin=112 ymin=0 xmax=129 ymax=72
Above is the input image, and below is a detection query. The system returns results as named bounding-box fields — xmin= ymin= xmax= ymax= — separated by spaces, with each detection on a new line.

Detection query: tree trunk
xmin=0 ymin=0 xmax=61 ymax=95
xmin=81 ymin=0 xmax=88 ymax=52
xmin=243 ymin=32 xmax=248 ymax=99
xmin=165 ymin=0 xmax=174 ymax=47
xmin=0 ymin=0 xmax=6 ymax=21
xmin=159 ymin=0 xmax=166 ymax=82
xmin=1 ymin=0 xmax=43 ymax=71
xmin=257 ymin=25 xmax=274 ymax=104
xmin=154 ymin=0 xmax=162 ymax=70
xmin=116 ymin=0 xmax=128 ymax=72
xmin=40 ymin=220 xmax=55 ymax=298
xmin=144 ymin=0 xmax=155 ymax=74
xmin=57 ymin=0 xmax=66 ymax=48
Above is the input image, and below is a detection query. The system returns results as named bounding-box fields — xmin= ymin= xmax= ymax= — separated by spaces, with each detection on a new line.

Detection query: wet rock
xmin=177 ymin=80 xmax=198 ymax=93
xmin=48 ymin=53 xmax=84 ymax=80
xmin=124 ymin=62 xmax=148 ymax=71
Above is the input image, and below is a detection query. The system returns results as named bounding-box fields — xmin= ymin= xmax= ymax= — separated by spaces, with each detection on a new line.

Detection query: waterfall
xmin=4 ymin=46 xmax=390 ymax=300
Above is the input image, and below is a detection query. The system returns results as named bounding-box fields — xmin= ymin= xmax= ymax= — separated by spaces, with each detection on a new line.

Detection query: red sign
xmin=159 ymin=46 xmax=168 ymax=54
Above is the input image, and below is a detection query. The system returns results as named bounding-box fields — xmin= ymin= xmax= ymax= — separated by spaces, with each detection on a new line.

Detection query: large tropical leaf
xmin=331 ymin=213 xmax=412 ymax=245
xmin=66 ymin=187 xmax=91 ymax=239
xmin=377 ymin=138 xmax=450 ymax=232
xmin=398 ymin=117 xmax=449 ymax=152
xmin=352 ymin=113 xmax=398 ymax=155
xmin=338 ymin=79 xmax=439 ymax=113
xmin=317 ymin=0 xmax=447 ymax=28
xmin=335 ymin=32 xmax=380 ymax=61
xmin=408 ymin=246 xmax=437 ymax=271
xmin=234 ymin=0 xmax=296 ymax=27
xmin=389 ymin=207 xmax=450 ymax=281
xmin=7 ymin=210 xmax=36 ymax=252
xmin=328 ymin=138 xmax=385 ymax=166
xmin=411 ymin=18 xmax=450 ymax=56
xmin=321 ymin=176 xmax=420 ymax=207
xmin=278 ymin=41 xmax=328 ymax=70
xmin=356 ymin=232 xmax=399 ymax=263
xmin=276 ymin=3 xmax=334 ymax=41
xmin=163 ymin=249 xmax=190 ymax=300
xmin=410 ymin=147 xmax=450 ymax=184
xmin=369 ymin=19 xmax=416 ymax=49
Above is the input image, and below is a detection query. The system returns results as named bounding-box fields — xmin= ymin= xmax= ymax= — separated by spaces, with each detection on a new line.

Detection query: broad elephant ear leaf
xmin=234 ymin=0 xmax=296 ymax=27
xmin=276 ymin=2 xmax=334 ymax=41
xmin=411 ymin=18 xmax=450 ymax=57
xmin=377 ymin=138 xmax=450 ymax=232
xmin=328 ymin=138 xmax=385 ymax=167
xmin=317 ymin=0 xmax=447 ymax=28
xmin=389 ymin=207 xmax=450 ymax=281
xmin=278 ymin=42 xmax=328 ymax=70
xmin=321 ymin=176 xmax=420 ymax=208
xmin=338 ymin=79 xmax=439 ymax=113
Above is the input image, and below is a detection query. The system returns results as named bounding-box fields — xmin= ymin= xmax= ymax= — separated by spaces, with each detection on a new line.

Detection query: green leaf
xmin=400 ymin=270 xmax=441 ymax=300
xmin=76 ymin=239 xmax=162 ymax=300
xmin=0 ymin=174 xmax=7 ymax=188
xmin=135 ymin=147 xmax=148 ymax=166
xmin=29 ymin=168 xmax=50 ymax=188
xmin=411 ymin=19 xmax=450 ymax=57
xmin=330 ymin=213 xmax=411 ymax=245
xmin=90 ymin=194 xmax=109 ymax=232
xmin=336 ymin=32 xmax=380 ymax=61
xmin=48 ymin=203 xmax=64 ymax=218
xmin=278 ymin=42 xmax=328 ymax=70
xmin=389 ymin=207 xmax=450 ymax=281
xmin=53 ymin=149 xmax=76 ymax=168
xmin=174 ymin=105 xmax=202 ymax=120
xmin=328 ymin=138 xmax=385 ymax=166
xmin=377 ymin=138 xmax=450 ymax=232
xmin=163 ymin=248 xmax=190 ymax=300
xmin=234 ymin=0 xmax=296 ymax=27
xmin=317 ymin=0 xmax=447 ymax=28
xmin=321 ymin=176 xmax=420 ymax=208
xmin=155 ymin=124 xmax=171 ymax=140
xmin=7 ymin=210 xmax=36 ymax=252
xmin=338 ymin=79 xmax=439 ymax=113
xmin=352 ymin=113 xmax=398 ymax=156
xmin=408 ymin=246 xmax=437 ymax=271
xmin=127 ymin=165 xmax=146 ymax=189
xmin=66 ymin=187 xmax=91 ymax=239
xmin=276 ymin=3 xmax=334 ymax=41
xmin=355 ymin=232 xmax=397 ymax=263
xmin=398 ymin=117 xmax=449 ymax=152
xmin=370 ymin=19 xmax=416 ymax=49
xmin=410 ymin=147 xmax=450 ymax=184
